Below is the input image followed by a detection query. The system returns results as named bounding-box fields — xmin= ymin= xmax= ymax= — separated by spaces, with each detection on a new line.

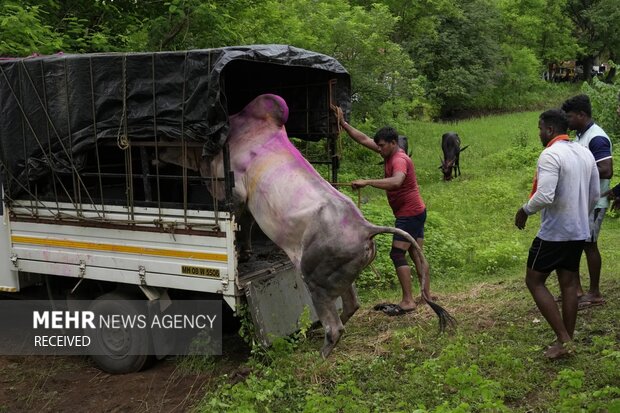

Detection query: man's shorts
xmin=588 ymin=208 xmax=606 ymax=243
xmin=527 ymin=237 xmax=585 ymax=273
xmin=393 ymin=209 xmax=426 ymax=243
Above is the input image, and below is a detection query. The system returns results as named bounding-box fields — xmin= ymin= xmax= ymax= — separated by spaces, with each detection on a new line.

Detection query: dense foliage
xmin=2 ymin=0 xmax=619 ymax=121
xmin=582 ymin=74 xmax=620 ymax=141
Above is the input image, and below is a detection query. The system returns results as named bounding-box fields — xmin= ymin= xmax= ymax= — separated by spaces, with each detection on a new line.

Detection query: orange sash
xmin=529 ymin=135 xmax=570 ymax=199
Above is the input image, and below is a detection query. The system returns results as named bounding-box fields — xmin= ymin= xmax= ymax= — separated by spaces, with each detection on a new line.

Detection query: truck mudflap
xmin=240 ymin=260 xmax=349 ymax=346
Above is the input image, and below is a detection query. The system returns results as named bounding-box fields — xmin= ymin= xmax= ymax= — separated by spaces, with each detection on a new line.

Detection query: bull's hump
xmin=244 ymin=94 xmax=289 ymax=127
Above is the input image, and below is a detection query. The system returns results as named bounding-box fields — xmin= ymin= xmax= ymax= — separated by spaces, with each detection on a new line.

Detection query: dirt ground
xmin=0 ymin=282 xmax=254 ymax=412
xmin=0 ymin=342 xmax=249 ymax=413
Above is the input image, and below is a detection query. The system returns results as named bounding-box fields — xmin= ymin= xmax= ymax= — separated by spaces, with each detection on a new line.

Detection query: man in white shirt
xmin=515 ymin=109 xmax=599 ymax=359
xmin=561 ymin=95 xmax=613 ymax=309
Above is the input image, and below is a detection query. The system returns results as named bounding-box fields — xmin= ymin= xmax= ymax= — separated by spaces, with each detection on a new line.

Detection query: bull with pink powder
xmin=166 ymin=94 xmax=455 ymax=357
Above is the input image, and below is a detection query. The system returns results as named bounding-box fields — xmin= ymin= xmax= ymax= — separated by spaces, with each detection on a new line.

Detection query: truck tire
xmin=86 ymin=291 xmax=153 ymax=374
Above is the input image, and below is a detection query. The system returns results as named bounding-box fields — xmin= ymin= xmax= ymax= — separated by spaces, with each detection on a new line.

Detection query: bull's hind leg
xmin=237 ymin=210 xmax=256 ymax=262
xmin=340 ymin=284 xmax=359 ymax=324
xmin=308 ymin=286 xmax=344 ymax=358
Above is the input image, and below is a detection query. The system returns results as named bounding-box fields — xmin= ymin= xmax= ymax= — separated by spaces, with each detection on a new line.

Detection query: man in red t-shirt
xmin=336 ymin=109 xmax=429 ymax=316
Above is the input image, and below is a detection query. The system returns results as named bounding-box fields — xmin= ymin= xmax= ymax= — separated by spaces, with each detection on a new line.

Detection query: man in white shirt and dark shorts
xmin=515 ymin=109 xmax=599 ymax=359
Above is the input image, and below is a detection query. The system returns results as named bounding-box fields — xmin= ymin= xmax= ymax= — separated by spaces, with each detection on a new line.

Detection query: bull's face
xmin=156 ymin=147 xmax=227 ymax=201
xmin=440 ymin=159 xmax=455 ymax=181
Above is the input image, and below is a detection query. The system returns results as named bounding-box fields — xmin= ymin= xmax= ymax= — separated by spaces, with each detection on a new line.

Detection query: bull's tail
xmin=367 ymin=225 xmax=456 ymax=332
xmin=459 ymin=145 xmax=470 ymax=153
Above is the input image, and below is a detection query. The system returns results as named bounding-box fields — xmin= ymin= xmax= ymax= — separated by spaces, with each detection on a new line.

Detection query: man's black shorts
xmin=393 ymin=209 xmax=426 ymax=242
xmin=527 ymin=237 xmax=585 ymax=273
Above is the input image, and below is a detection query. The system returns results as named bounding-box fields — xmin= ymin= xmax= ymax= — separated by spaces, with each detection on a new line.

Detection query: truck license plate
xmin=181 ymin=266 xmax=220 ymax=278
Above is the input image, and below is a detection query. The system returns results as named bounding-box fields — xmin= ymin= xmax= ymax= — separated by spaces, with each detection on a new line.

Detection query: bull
xmin=440 ymin=132 xmax=468 ymax=181
xmin=163 ymin=94 xmax=454 ymax=357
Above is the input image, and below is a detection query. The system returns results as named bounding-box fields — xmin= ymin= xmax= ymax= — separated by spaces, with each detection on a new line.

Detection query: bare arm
xmin=597 ymin=158 xmax=613 ymax=179
xmin=352 ymin=172 xmax=406 ymax=191
xmin=341 ymin=122 xmax=380 ymax=153
xmin=332 ymin=106 xmax=380 ymax=153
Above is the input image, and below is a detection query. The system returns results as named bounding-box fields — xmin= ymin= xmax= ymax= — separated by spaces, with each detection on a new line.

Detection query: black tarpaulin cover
xmin=0 ymin=44 xmax=350 ymax=191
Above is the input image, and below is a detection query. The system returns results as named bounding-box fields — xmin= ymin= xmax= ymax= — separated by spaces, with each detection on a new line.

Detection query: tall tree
xmin=7 ymin=0 xmax=152 ymax=53
xmin=399 ymin=0 xmax=503 ymax=117
xmin=0 ymin=2 xmax=62 ymax=56
xmin=497 ymin=0 xmax=578 ymax=63
xmin=485 ymin=0 xmax=579 ymax=109
xmin=565 ymin=0 xmax=620 ymax=80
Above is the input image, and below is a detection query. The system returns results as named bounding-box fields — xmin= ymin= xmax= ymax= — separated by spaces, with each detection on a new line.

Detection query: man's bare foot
xmin=578 ymin=293 xmax=606 ymax=310
xmin=414 ymin=295 xmax=438 ymax=305
xmin=398 ymin=300 xmax=417 ymax=312
xmin=544 ymin=342 xmax=570 ymax=360
xmin=579 ymin=292 xmax=604 ymax=302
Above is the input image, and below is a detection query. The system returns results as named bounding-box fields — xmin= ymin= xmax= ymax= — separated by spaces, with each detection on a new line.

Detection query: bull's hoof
xmin=320 ymin=327 xmax=343 ymax=358
xmin=239 ymin=250 xmax=252 ymax=263
xmin=321 ymin=343 xmax=335 ymax=358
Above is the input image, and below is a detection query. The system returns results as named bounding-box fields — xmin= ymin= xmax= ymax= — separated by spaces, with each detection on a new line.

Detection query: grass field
xmin=193 ymin=111 xmax=620 ymax=412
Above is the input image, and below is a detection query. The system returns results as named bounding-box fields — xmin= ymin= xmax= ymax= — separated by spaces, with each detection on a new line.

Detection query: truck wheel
xmin=86 ymin=291 xmax=153 ymax=374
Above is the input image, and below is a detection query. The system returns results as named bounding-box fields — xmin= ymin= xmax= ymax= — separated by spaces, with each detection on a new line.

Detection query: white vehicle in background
xmin=0 ymin=45 xmax=351 ymax=373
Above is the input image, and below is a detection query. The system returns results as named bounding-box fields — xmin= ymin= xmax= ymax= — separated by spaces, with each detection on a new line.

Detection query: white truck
xmin=0 ymin=45 xmax=351 ymax=373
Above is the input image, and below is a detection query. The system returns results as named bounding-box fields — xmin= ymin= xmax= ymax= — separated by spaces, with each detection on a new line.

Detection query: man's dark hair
xmin=561 ymin=94 xmax=592 ymax=117
xmin=373 ymin=126 xmax=399 ymax=144
xmin=539 ymin=109 xmax=569 ymax=134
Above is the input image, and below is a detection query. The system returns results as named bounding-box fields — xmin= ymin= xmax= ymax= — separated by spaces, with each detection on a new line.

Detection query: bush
xmin=473 ymin=45 xmax=547 ymax=112
xmin=424 ymin=211 xmax=468 ymax=278
xmin=581 ymin=75 xmax=620 ymax=143
xmin=485 ymin=141 xmax=540 ymax=171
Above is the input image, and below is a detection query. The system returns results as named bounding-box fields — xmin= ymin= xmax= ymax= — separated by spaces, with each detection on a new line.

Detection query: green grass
xmin=191 ymin=110 xmax=620 ymax=412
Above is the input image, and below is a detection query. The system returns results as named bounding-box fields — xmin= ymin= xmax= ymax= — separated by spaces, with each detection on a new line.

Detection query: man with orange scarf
xmin=515 ymin=109 xmax=599 ymax=359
